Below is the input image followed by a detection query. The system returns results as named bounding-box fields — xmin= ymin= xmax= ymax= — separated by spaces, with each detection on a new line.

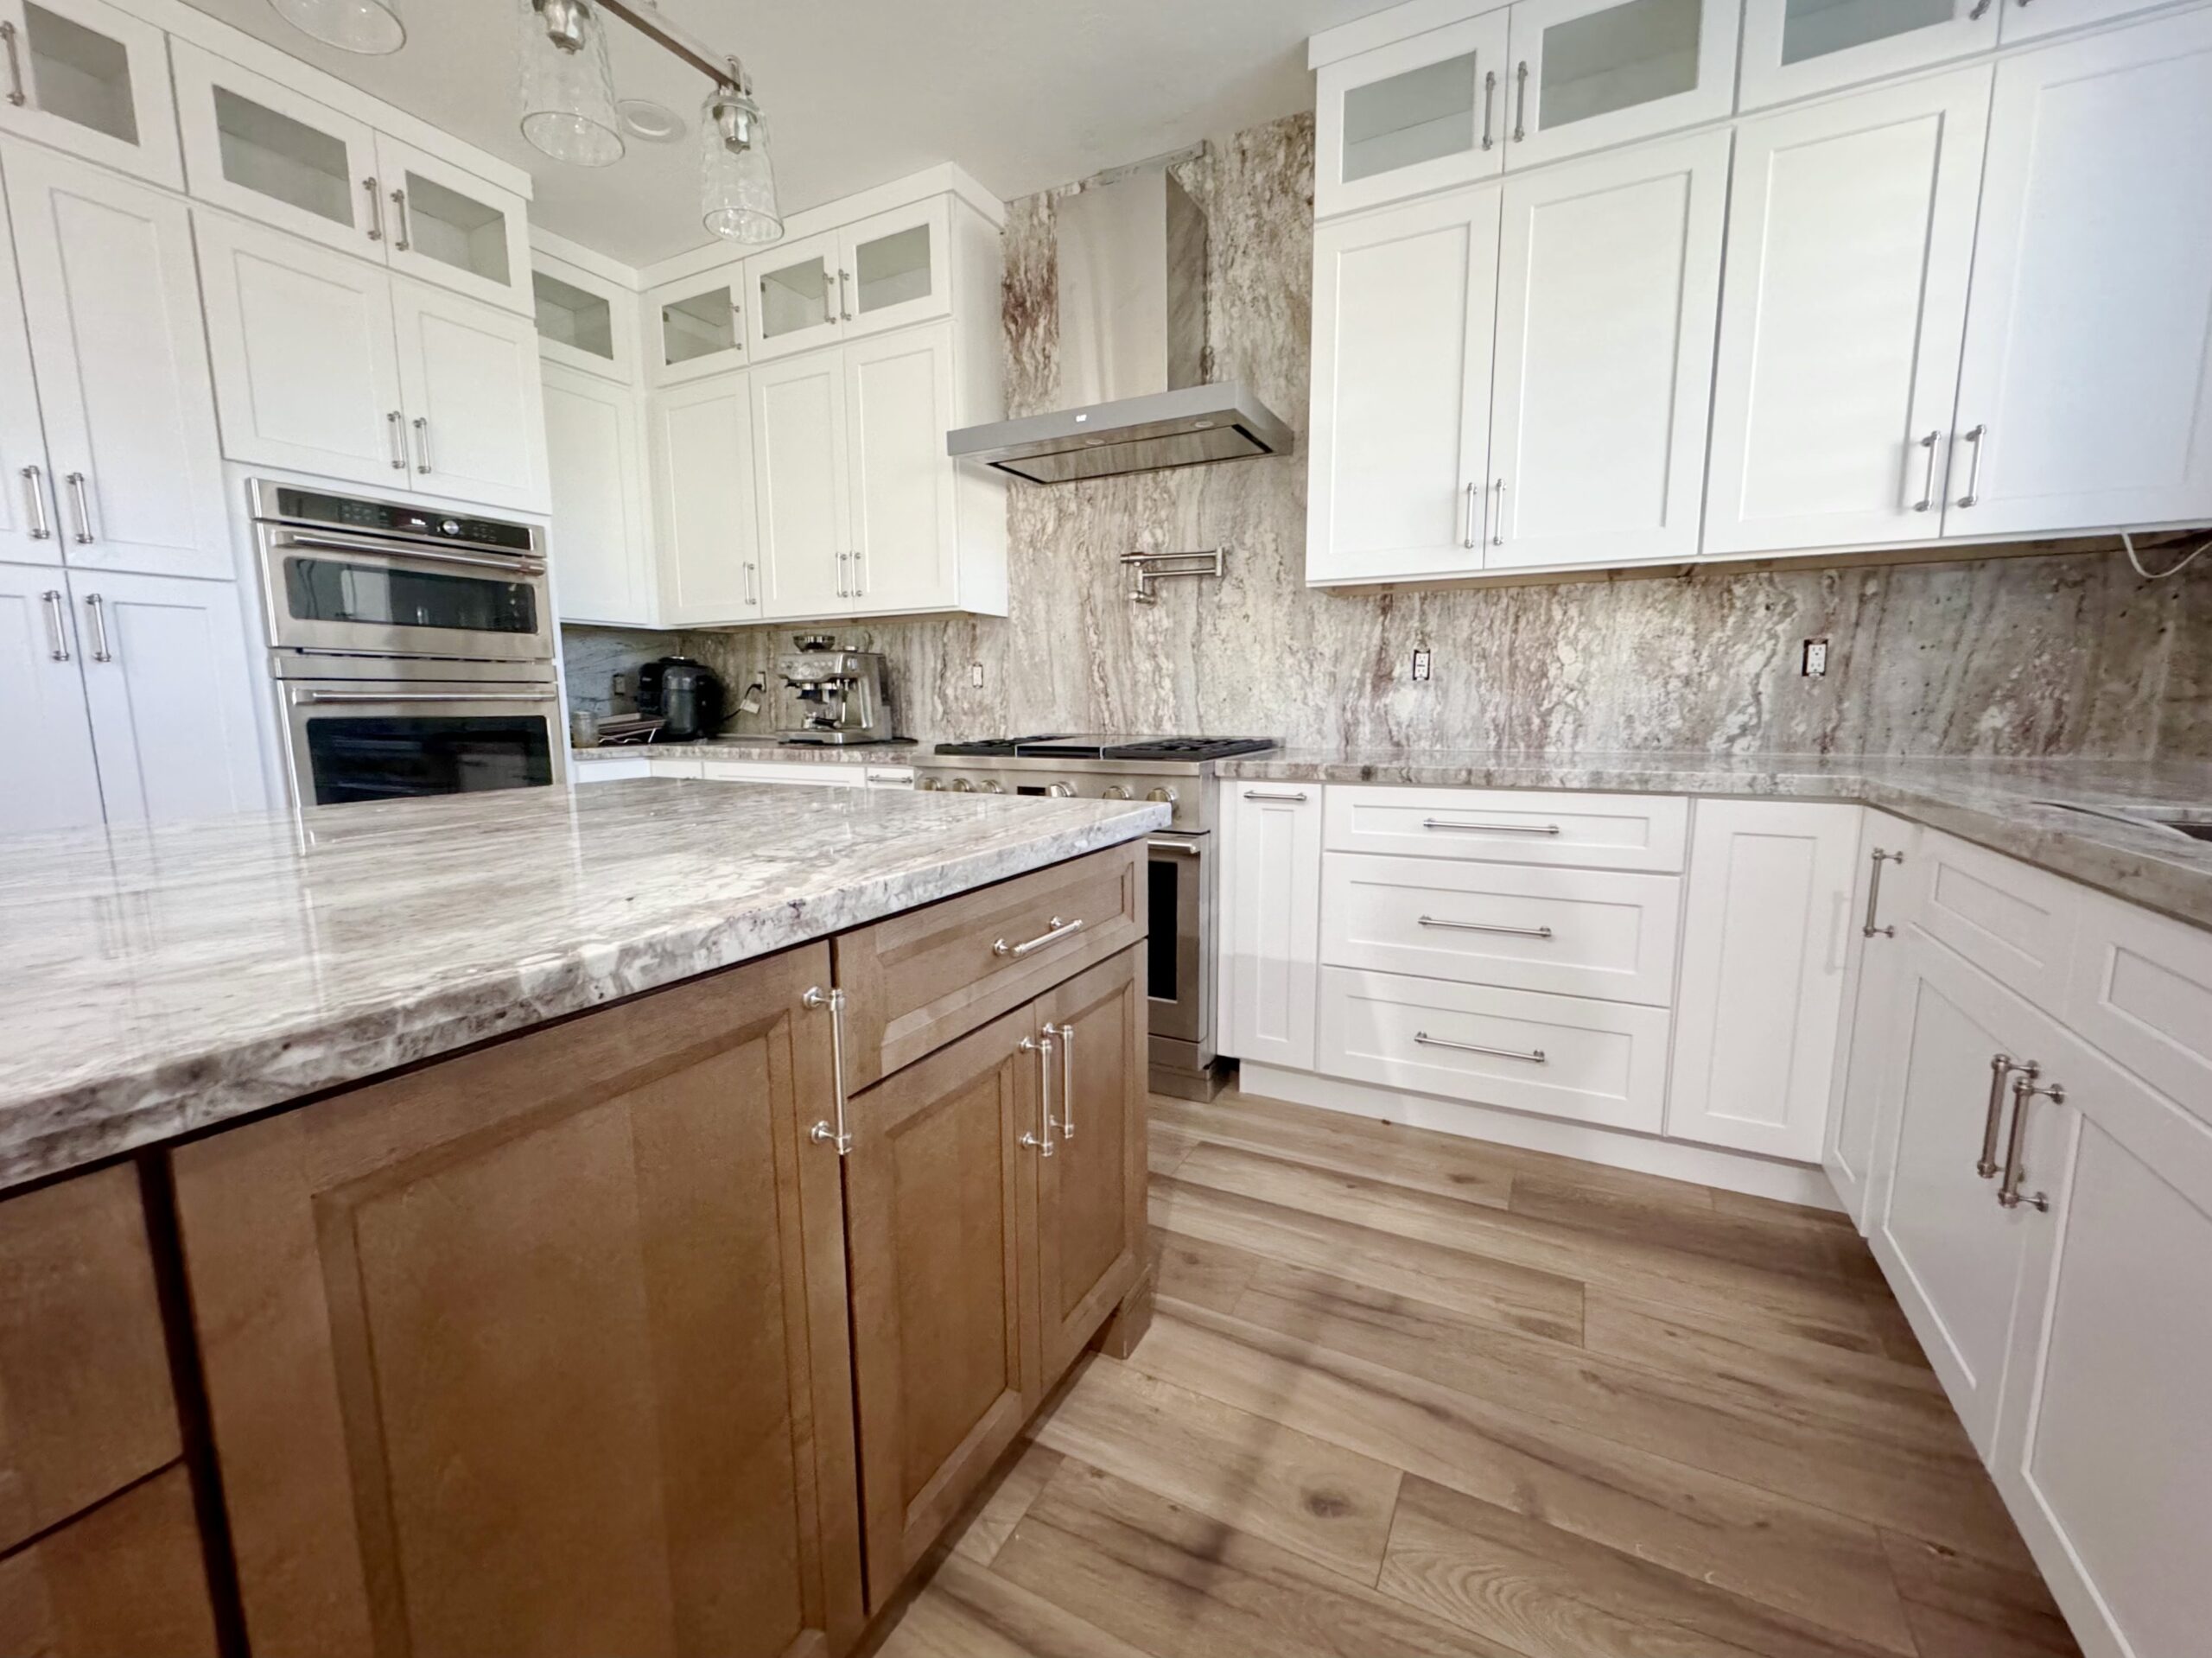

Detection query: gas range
xmin=914 ymin=734 xmax=1278 ymax=834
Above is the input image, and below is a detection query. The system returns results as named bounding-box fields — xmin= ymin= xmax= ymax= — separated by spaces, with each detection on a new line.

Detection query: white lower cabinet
xmin=1824 ymin=813 xmax=1921 ymax=1226
xmin=0 ymin=559 xmax=102 ymax=833
xmin=1222 ymin=782 xmax=1324 ymax=1069
xmin=542 ymin=365 xmax=654 ymax=626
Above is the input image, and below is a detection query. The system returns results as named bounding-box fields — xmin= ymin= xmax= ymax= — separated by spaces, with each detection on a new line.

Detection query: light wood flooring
xmin=877 ymin=1088 xmax=2082 ymax=1658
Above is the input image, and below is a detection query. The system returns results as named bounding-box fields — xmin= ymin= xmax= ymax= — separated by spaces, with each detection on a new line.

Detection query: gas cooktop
xmin=932 ymin=734 xmax=1278 ymax=761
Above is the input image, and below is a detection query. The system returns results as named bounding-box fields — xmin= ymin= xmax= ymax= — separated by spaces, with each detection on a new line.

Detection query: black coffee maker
xmin=641 ymin=657 xmax=725 ymax=742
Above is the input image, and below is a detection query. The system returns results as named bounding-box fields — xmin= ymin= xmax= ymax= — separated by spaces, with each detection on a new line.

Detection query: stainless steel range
xmin=917 ymin=735 xmax=1277 ymax=1099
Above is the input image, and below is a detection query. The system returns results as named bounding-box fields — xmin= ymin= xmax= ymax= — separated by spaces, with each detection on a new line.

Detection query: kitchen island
xmin=0 ymin=779 xmax=1165 ymax=1657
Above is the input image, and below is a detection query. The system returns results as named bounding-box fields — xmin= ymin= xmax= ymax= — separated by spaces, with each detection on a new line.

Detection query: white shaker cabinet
xmin=649 ymin=266 xmax=748 ymax=385
xmin=651 ymin=371 xmax=761 ymax=626
xmin=1307 ymin=188 xmax=1501 ymax=585
xmin=4 ymin=143 xmax=232 ymax=582
xmin=0 ymin=173 xmax=54 ymax=569
xmin=751 ymin=348 xmax=852 ymax=619
xmin=373 ymin=134 xmax=532 ymax=317
xmin=1825 ymin=815 xmax=1921 ymax=1227
xmin=1739 ymin=0 xmax=1999 ymax=111
xmin=1313 ymin=12 xmax=1510 ymax=219
xmin=1946 ymin=9 xmax=2212 ymax=538
xmin=0 ymin=0 xmax=179 ymax=188
xmin=1222 ymin=782 xmax=1325 ymax=1070
xmin=0 ymin=559 xmax=102 ymax=833
xmin=1704 ymin=69 xmax=1990 ymax=556
xmin=746 ymin=202 xmax=951 ymax=363
xmin=1485 ymin=128 xmax=1727 ymax=569
xmin=1666 ymin=798 xmax=1860 ymax=1162
xmin=391 ymin=276 xmax=548 ymax=513
xmin=1501 ymin=0 xmax=1738 ymax=169
xmin=71 ymin=569 xmax=267 ymax=826
xmin=542 ymin=364 xmax=654 ymax=626
xmin=842 ymin=323 xmax=956 ymax=614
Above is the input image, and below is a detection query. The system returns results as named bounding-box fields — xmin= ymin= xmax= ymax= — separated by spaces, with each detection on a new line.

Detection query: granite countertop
xmin=573 ymin=740 xmax=921 ymax=765
xmin=0 ymin=781 xmax=1166 ymax=1193
xmin=1220 ymin=750 xmax=2212 ymax=930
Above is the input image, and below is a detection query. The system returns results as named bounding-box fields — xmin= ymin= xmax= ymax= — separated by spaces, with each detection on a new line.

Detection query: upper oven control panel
xmin=251 ymin=482 xmax=537 ymax=555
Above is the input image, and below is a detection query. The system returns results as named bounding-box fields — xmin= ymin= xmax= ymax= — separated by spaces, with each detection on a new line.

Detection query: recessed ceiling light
xmin=619 ymin=98 xmax=685 ymax=143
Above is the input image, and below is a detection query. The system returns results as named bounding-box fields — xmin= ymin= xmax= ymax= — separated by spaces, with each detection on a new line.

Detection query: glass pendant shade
xmin=518 ymin=0 xmax=624 ymax=168
xmin=701 ymin=85 xmax=782 ymax=244
xmin=266 ymin=0 xmax=404 ymax=54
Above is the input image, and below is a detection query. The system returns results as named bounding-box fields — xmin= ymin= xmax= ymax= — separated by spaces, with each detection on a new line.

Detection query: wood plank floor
xmin=877 ymin=1088 xmax=2082 ymax=1658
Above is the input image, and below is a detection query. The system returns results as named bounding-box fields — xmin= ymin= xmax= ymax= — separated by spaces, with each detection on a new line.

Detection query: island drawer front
xmin=1324 ymin=787 xmax=1689 ymax=873
xmin=0 ymin=1165 xmax=182 ymax=1553
xmin=0 ymin=1465 xmax=219 ymax=1658
xmin=1317 ymin=967 xmax=1671 ymax=1134
xmin=1322 ymin=855 xmax=1681 ymax=1006
xmin=836 ymin=843 xmax=1144 ymax=1089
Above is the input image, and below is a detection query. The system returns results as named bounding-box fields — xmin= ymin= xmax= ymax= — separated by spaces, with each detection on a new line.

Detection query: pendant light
xmin=701 ymin=70 xmax=782 ymax=245
xmin=265 ymin=0 xmax=404 ymax=54
xmin=517 ymin=0 xmax=625 ymax=168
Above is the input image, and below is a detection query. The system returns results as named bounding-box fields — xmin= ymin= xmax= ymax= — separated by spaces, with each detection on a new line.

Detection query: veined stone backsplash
xmin=563 ymin=111 xmax=2209 ymax=761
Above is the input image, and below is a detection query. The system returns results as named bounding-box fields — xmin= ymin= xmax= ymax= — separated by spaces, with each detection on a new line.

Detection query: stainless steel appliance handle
xmin=1416 ymin=1030 xmax=1546 ymax=1064
xmin=386 ymin=410 xmax=408 ymax=470
xmin=40 ymin=589 xmax=67 ymax=661
xmin=1044 ymin=1021 xmax=1075 ymax=1140
xmin=1481 ymin=70 xmax=1496 ymax=151
xmin=1419 ymin=915 xmax=1554 ymax=940
xmin=83 ymin=593 xmax=111 ymax=663
xmin=390 ymin=187 xmax=413 ymax=251
xmin=411 ymin=416 xmax=433 ymax=475
xmin=1150 ymin=839 xmax=1202 ymax=855
xmin=364 ymin=178 xmax=385 ymax=241
xmin=1243 ymin=790 xmax=1308 ymax=803
xmin=804 ymin=986 xmax=852 ymax=1155
xmin=2 ymin=22 xmax=23 ymax=108
xmin=1018 ymin=1033 xmax=1055 ymax=1156
xmin=1913 ymin=430 xmax=1942 ymax=513
xmin=1956 ymin=423 xmax=1986 ymax=507
xmin=995 ymin=915 xmax=1084 ymax=958
xmin=1463 ymin=481 xmax=1478 ymax=549
xmin=1513 ymin=61 xmax=1529 ymax=143
xmin=1979 ymin=1054 xmax=2032 ymax=1179
xmin=1998 ymin=1074 xmax=2059 ymax=1211
xmin=294 ymin=690 xmax=557 ymax=706
xmin=274 ymin=535 xmax=546 ymax=576
xmin=63 ymin=472 xmax=92 ymax=543
xmin=19 ymin=465 xmax=50 ymax=540
xmin=1862 ymin=847 xmax=1905 ymax=938
xmin=1423 ymin=816 xmax=1560 ymax=835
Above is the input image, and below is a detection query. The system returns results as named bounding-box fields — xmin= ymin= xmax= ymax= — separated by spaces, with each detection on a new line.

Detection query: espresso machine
xmin=776 ymin=637 xmax=897 ymax=745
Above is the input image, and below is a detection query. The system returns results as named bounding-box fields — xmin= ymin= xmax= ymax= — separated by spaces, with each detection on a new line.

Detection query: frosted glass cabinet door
xmin=747 ymin=230 xmax=843 ymax=361
xmin=374 ymin=134 xmax=532 ymax=316
xmin=1740 ymin=0 xmax=1999 ymax=111
xmin=532 ymin=257 xmax=635 ymax=383
xmin=838 ymin=200 xmax=950 ymax=341
xmin=0 ymin=0 xmax=180 ymax=188
xmin=1314 ymin=12 xmax=1510 ymax=218
xmin=1503 ymin=0 xmax=1739 ymax=169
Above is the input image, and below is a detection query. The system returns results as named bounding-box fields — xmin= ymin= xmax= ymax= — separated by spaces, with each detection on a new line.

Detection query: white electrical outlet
xmin=1802 ymin=638 xmax=1829 ymax=677
xmin=1412 ymin=649 xmax=1433 ymax=683
xmin=970 ymin=662 xmax=985 ymax=689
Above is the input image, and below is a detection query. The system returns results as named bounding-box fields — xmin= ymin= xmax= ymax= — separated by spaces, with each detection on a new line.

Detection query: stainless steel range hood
xmin=947 ymin=167 xmax=1293 ymax=485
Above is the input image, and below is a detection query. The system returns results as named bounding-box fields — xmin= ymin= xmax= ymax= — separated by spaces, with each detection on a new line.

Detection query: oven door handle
xmin=292 ymin=690 xmax=558 ymax=706
xmin=272 ymin=534 xmax=546 ymax=576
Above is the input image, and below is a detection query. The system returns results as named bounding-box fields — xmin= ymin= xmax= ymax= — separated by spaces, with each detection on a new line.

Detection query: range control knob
xmin=1147 ymin=785 xmax=1179 ymax=804
xmin=981 ymin=779 xmax=1004 ymax=793
xmin=1046 ymin=782 xmax=1077 ymax=798
xmin=915 ymin=775 xmax=941 ymax=791
xmin=949 ymin=778 xmax=975 ymax=792
xmin=1103 ymin=785 xmax=1132 ymax=800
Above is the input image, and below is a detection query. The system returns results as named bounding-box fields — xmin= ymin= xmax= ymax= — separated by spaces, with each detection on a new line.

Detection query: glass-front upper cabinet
xmin=533 ymin=254 xmax=636 ymax=383
xmin=1740 ymin=0 xmax=1999 ymax=110
xmin=1505 ymin=0 xmax=1739 ymax=168
xmin=746 ymin=201 xmax=950 ymax=360
xmin=174 ymin=40 xmax=382 ymax=258
xmin=746 ymin=229 xmax=845 ymax=361
xmin=375 ymin=133 xmax=532 ymax=316
xmin=0 ymin=0 xmax=180 ymax=187
xmin=648 ymin=268 xmax=747 ymax=384
xmin=1316 ymin=12 xmax=1511 ymax=218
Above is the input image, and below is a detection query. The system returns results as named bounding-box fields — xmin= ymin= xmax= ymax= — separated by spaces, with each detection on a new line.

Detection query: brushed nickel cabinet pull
xmin=1979 ymin=1053 xmax=2032 ymax=1179
xmin=19 ymin=464 xmax=51 ymax=540
xmin=1913 ymin=430 xmax=1941 ymax=513
xmin=83 ymin=592 xmax=111 ymax=663
xmin=1863 ymin=847 xmax=1905 ymax=937
xmin=1415 ymin=1030 xmax=1546 ymax=1064
xmin=1045 ymin=1021 xmax=1075 ymax=1140
xmin=2 ymin=22 xmax=24 ymax=109
xmin=1968 ymin=0 xmax=1994 ymax=16
xmin=390 ymin=187 xmax=413 ymax=251
xmin=1514 ymin=61 xmax=1529 ymax=143
xmin=1481 ymin=70 xmax=1497 ymax=151
xmin=364 ymin=178 xmax=385 ymax=241
xmin=744 ymin=560 xmax=759 ymax=607
xmin=387 ymin=410 xmax=408 ymax=470
xmin=1491 ymin=478 xmax=1506 ymax=546
xmin=1463 ymin=480 xmax=1479 ymax=549
xmin=1956 ymin=423 xmax=1986 ymax=507
xmin=1423 ymin=816 xmax=1560 ymax=835
xmin=838 ymin=268 xmax=854 ymax=322
xmin=1418 ymin=916 xmax=1554 ymax=940
xmin=1998 ymin=1074 xmax=2060 ymax=1211
xmin=1019 ymin=1033 xmax=1055 ymax=1156
xmin=1242 ymin=790 xmax=1309 ymax=803
xmin=995 ymin=915 xmax=1084 ymax=959
xmin=63 ymin=472 xmax=92 ymax=543
xmin=412 ymin=416 xmax=433 ymax=475
xmin=40 ymin=588 xmax=67 ymax=660
xmin=804 ymin=986 xmax=852 ymax=1155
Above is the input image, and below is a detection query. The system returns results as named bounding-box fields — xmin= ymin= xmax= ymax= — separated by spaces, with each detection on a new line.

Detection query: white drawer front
xmin=1317 ymin=967 xmax=1671 ymax=1134
xmin=2067 ymin=890 xmax=2212 ymax=1127
xmin=1915 ymin=831 xmax=2080 ymax=1013
xmin=1324 ymin=786 xmax=1688 ymax=872
xmin=1322 ymin=855 xmax=1681 ymax=1006
xmin=696 ymin=759 xmax=858 ymax=786
xmin=574 ymin=757 xmax=652 ymax=783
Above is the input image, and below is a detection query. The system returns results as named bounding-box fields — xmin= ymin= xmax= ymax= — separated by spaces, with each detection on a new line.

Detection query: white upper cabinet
xmin=747 ymin=202 xmax=950 ymax=361
xmin=843 ymin=321 xmax=956 ymax=613
xmin=172 ymin=41 xmax=382 ymax=262
xmin=1318 ymin=14 xmax=1514 ymax=218
xmin=648 ymin=266 xmax=747 ymax=385
xmin=752 ymin=348 xmax=851 ymax=619
xmin=1308 ymin=188 xmax=1501 ymax=584
xmin=0 ymin=0 xmax=178 ymax=188
xmin=0 ymin=558 xmax=102 ymax=833
xmin=532 ymin=254 xmax=635 ymax=384
xmin=391 ymin=277 xmax=547 ymax=513
xmin=1704 ymin=68 xmax=1990 ymax=556
xmin=651 ymin=372 xmax=760 ymax=626
xmin=374 ymin=134 xmax=531 ymax=316
xmin=4 ymin=142 xmax=231 ymax=581
xmin=1484 ymin=127 xmax=1726 ymax=568
xmin=543 ymin=364 xmax=653 ymax=626
xmin=1947 ymin=9 xmax=2212 ymax=538
xmin=1740 ymin=0 xmax=1999 ymax=111
xmin=1503 ymin=0 xmax=1738 ymax=168
xmin=747 ymin=229 xmax=845 ymax=362
xmin=0 ymin=177 xmax=55 ymax=569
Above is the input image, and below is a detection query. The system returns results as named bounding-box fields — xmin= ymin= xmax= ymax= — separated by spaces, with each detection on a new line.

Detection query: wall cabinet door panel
xmin=0 ymin=560 xmax=101 ymax=833
xmin=532 ymin=255 xmax=636 ymax=384
xmin=392 ymin=278 xmax=549 ymax=513
xmin=648 ymin=267 xmax=747 ymax=386
xmin=1948 ymin=9 xmax=2212 ymax=537
xmin=651 ymin=372 xmax=761 ymax=626
xmin=1740 ymin=0 xmax=1999 ymax=111
xmin=840 ymin=200 xmax=950 ymax=341
xmin=1308 ymin=189 xmax=1500 ymax=583
xmin=374 ymin=133 xmax=531 ymax=315
xmin=174 ymin=946 xmax=864 ymax=1658
xmin=1223 ymin=782 xmax=1323 ymax=1068
xmin=1705 ymin=69 xmax=1990 ymax=556
xmin=1504 ymin=0 xmax=1740 ymax=168
xmin=1314 ymin=12 xmax=1511 ymax=218
xmin=843 ymin=322 xmax=956 ymax=613
xmin=0 ymin=183 xmax=54 ymax=569
xmin=753 ymin=349 xmax=850 ymax=619
xmin=748 ymin=229 xmax=843 ymax=361
xmin=845 ymin=1005 xmax=1042 ymax=1604
xmin=0 ymin=0 xmax=180 ymax=188
xmin=1485 ymin=129 xmax=1726 ymax=569
xmin=6 ymin=143 xmax=232 ymax=581
xmin=542 ymin=365 xmax=653 ymax=626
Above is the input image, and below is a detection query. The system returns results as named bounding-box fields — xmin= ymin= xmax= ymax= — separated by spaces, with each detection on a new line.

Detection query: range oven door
xmin=281 ymin=677 xmax=567 ymax=807
xmin=258 ymin=528 xmax=553 ymax=663
xmin=1146 ymin=833 xmax=1213 ymax=1051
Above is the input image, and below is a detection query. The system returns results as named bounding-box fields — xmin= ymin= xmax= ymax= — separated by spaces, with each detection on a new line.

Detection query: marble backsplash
xmin=563 ymin=112 xmax=2210 ymax=761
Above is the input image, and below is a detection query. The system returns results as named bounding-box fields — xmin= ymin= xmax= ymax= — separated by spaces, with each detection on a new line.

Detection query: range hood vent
xmin=947 ymin=166 xmax=1293 ymax=484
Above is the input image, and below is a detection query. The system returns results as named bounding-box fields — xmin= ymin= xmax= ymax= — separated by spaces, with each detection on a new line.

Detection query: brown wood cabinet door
xmin=1034 ymin=946 xmax=1146 ymax=1377
xmin=0 ymin=1466 xmax=218 ymax=1658
xmin=843 ymin=1003 xmax=1044 ymax=1604
xmin=172 ymin=944 xmax=863 ymax=1658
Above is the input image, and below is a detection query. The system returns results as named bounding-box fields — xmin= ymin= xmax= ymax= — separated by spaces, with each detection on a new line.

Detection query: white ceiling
xmin=181 ymin=0 xmax=1383 ymax=270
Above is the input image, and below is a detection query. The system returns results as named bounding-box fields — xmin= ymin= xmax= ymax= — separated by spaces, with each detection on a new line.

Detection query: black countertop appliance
xmin=653 ymin=657 xmax=725 ymax=742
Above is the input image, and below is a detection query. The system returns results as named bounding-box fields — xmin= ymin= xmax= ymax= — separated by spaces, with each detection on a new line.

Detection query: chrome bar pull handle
xmin=2 ymin=22 xmax=23 ymax=108
xmin=63 ymin=473 xmax=93 ymax=544
xmin=40 ymin=589 xmax=67 ymax=661
xmin=390 ymin=187 xmax=413 ymax=251
xmin=1979 ymin=1054 xmax=2032 ymax=1180
xmin=1513 ymin=61 xmax=1529 ymax=143
xmin=851 ymin=547 xmax=865 ymax=595
xmin=364 ymin=178 xmax=385 ymax=241
xmin=995 ymin=915 xmax=1084 ymax=959
xmin=1968 ymin=0 xmax=1993 ymax=17
xmin=838 ymin=268 xmax=854 ymax=323
xmin=1242 ymin=790 xmax=1309 ymax=803
xmin=1491 ymin=478 xmax=1506 ymax=546
xmin=83 ymin=592 xmax=111 ymax=664
xmin=1998 ymin=1075 xmax=2059 ymax=1211
xmin=1045 ymin=1021 xmax=1075 ymax=1140
xmin=386 ymin=410 xmax=408 ymax=470
xmin=1956 ymin=423 xmax=1986 ymax=508
xmin=1423 ymin=817 xmax=1560 ymax=835
xmin=1913 ymin=430 xmax=1941 ymax=513
xmin=1018 ymin=1034 xmax=1055 ymax=1156
xmin=1463 ymin=481 xmax=1478 ymax=549
xmin=1418 ymin=916 xmax=1554 ymax=940
xmin=744 ymin=560 xmax=759 ymax=607
xmin=411 ymin=416 xmax=433 ymax=475
xmin=1862 ymin=847 xmax=1905 ymax=938
xmin=1415 ymin=1030 xmax=1546 ymax=1064
xmin=1481 ymin=70 xmax=1497 ymax=151
xmin=804 ymin=986 xmax=853 ymax=1155
xmin=19 ymin=465 xmax=50 ymax=540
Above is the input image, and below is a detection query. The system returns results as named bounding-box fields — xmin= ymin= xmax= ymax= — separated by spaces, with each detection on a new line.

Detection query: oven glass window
xmin=1147 ymin=855 xmax=1179 ymax=1006
xmin=303 ymin=715 xmax=554 ymax=804
xmin=283 ymin=556 xmax=540 ymax=636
